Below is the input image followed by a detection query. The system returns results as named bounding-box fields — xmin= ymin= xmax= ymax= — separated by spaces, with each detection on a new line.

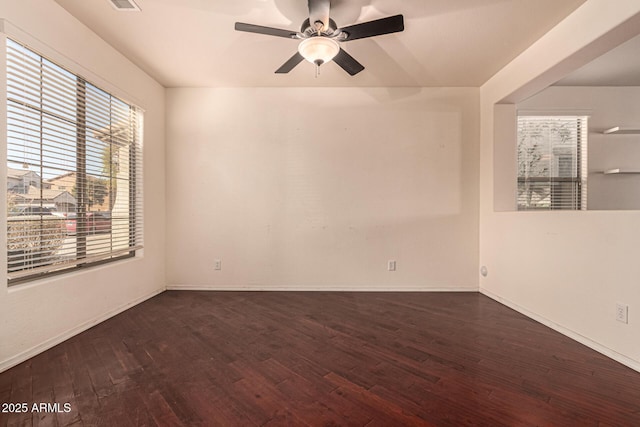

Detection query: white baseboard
xmin=480 ymin=288 xmax=640 ymax=373
xmin=166 ymin=284 xmax=478 ymax=292
xmin=0 ymin=287 xmax=165 ymax=373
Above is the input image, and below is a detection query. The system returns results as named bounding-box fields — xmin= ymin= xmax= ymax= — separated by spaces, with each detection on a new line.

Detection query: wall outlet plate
xmin=388 ymin=260 xmax=396 ymax=271
xmin=214 ymin=259 xmax=222 ymax=270
xmin=616 ymin=303 xmax=628 ymax=324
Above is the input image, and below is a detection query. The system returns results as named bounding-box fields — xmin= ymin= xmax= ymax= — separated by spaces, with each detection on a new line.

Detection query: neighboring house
xmin=7 ymin=167 xmax=41 ymax=194
xmin=45 ymin=171 xmax=75 ymax=192
xmin=7 ymin=168 xmax=77 ymax=213
xmin=46 ymin=172 xmax=111 ymax=212
xmin=11 ymin=186 xmax=77 ymax=213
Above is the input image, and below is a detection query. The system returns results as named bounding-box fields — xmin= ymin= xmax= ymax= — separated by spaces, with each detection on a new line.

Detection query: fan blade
xmin=333 ymin=48 xmax=364 ymax=76
xmin=235 ymin=22 xmax=298 ymax=39
xmin=339 ymin=14 xmax=404 ymax=42
xmin=308 ymin=0 xmax=331 ymax=32
xmin=275 ymin=52 xmax=305 ymax=74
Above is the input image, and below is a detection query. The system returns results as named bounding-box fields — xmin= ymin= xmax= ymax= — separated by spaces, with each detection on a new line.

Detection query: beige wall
xmin=480 ymin=0 xmax=640 ymax=371
xmin=166 ymin=87 xmax=479 ymax=291
xmin=0 ymin=0 xmax=166 ymax=371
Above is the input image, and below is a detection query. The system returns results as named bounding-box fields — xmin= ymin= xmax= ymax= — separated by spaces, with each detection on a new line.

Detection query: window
xmin=6 ymin=39 xmax=143 ymax=284
xmin=517 ymin=115 xmax=588 ymax=210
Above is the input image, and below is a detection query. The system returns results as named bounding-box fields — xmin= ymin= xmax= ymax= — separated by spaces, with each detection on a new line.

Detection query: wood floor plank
xmin=30 ymin=352 xmax=58 ymax=427
xmin=2 ymin=291 xmax=640 ymax=426
xmin=325 ymin=372 xmax=434 ymax=426
xmin=4 ymin=362 xmax=32 ymax=427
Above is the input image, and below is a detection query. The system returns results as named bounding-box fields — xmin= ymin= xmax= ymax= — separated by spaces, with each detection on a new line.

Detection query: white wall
xmin=518 ymin=86 xmax=640 ymax=210
xmin=480 ymin=0 xmax=640 ymax=371
xmin=166 ymin=87 xmax=479 ymax=291
xmin=0 ymin=0 xmax=165 ymax=371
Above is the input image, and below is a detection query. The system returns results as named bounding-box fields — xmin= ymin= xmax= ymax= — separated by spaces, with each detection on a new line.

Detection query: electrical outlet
xmin=214 ymin=259 xmax=222 ymax=271
xmin=388 ymin=260 xmax=396 ymax=271
xmin=616 ymin=303 xmax=628 ymax=324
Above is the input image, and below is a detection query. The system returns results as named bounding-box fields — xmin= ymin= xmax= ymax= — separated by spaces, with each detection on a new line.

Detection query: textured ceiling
xmin=56 ymin=0 xmax=586 ymax=88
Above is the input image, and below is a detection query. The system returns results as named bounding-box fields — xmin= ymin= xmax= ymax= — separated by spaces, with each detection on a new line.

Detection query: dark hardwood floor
xmin=2 ymin=291 xmax=640 ymax=426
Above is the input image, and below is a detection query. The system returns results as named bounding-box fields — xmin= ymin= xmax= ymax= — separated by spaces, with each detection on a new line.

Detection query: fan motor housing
xmin=301 ymin=18 xmax=338 ymax=35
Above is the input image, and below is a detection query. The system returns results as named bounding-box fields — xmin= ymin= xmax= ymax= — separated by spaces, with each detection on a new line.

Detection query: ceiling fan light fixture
xmin=298 ymin=37 xmax=340 ymax=66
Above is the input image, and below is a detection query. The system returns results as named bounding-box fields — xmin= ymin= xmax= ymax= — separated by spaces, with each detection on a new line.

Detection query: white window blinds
xmin=6 ymin=38 xmax=143 ymax=284
xmin=517 ymin=115 xmax=588 ymax=211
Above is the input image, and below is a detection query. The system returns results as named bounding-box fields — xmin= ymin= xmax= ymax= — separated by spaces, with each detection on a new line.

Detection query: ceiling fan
xmin=234 ymin=0 xmax=404 ymax=76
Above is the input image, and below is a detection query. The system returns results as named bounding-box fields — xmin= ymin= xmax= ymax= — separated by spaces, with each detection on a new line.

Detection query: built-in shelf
xmin=603 ymin=127 xmax=640 ymax=135
xmin=603 ymin=168 xmax=640 ymax=175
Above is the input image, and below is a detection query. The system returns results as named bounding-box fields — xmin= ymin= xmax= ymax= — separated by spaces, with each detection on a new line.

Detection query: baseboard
xmin=480 ymin=288 xmax=640 ymax=373
xmin=166 ymin=284 xmax=478 ymax=292
xmin=0 ymin=287 xmax=165 ymax=373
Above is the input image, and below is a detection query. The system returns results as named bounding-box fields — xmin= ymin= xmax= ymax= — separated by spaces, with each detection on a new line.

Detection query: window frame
xmin=516 ymin=114 xmax=588 ymax=211
xmin=4 ymin=35 xmax=143 ymax=285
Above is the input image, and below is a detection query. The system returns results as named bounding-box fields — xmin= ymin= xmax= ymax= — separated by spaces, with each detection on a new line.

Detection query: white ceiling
xmin=55 ymin=0 xmax=586 ymax=88
xmin=555 ymin=33 xmax=640 ymax=86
